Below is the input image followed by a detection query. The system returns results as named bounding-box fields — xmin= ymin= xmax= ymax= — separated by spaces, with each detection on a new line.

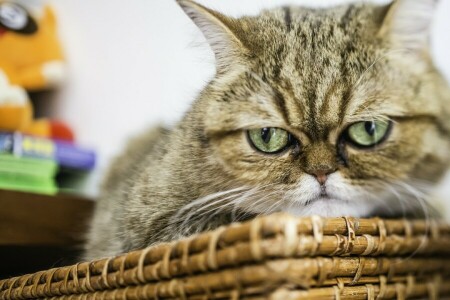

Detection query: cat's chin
xmin=281 ymin=197 xmax=375 ymax=218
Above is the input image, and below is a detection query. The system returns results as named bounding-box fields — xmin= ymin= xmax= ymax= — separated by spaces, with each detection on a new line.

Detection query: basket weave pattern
xmin=1 ymin=214 xmax=450 ymax=299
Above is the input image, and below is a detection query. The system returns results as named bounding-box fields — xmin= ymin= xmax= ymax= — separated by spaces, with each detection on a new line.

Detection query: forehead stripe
xmin=283 ymin=6 xmax=292 ymax=32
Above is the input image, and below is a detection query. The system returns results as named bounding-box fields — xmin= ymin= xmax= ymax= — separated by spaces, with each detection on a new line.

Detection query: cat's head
xmin=177 ymin=0 xmax=450 ymax=218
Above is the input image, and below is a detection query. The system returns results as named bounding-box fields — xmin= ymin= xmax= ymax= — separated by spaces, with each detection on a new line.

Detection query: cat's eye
xmin=247 ymin=127 xmax=293 ymax=154
xmin=345 ymin=120 xmax=391 ymax=148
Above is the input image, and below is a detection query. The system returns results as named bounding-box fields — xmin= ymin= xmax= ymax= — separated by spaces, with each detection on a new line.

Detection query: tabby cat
xmin=84 ymin=0 xmax=450 ymax=260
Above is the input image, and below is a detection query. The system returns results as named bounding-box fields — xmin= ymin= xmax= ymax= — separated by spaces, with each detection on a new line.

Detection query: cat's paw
xmin=41 ymin=60 xmax=66 ymax=86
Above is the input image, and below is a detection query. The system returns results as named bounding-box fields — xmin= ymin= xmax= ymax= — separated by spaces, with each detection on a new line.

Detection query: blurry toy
xmin=0 ymin=72 xmax=32 ymax=131
xmin=26 ymin=118 xmax=75 ymax=141
xmin=0 ymin=73 xmax=74 ymax=141
xmin=0 ymin=0 xmax=65 ymax=90
xmin=0 ymin=0 xmax=74 ymax=142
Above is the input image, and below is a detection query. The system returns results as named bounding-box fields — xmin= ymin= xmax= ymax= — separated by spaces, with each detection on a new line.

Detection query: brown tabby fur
xmin=84 ymin=0 xmax=450 ymax=260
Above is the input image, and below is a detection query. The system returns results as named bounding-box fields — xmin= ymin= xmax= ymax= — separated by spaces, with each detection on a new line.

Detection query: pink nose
xmin=312 ymin=171 xmax=328 ymax=185
xmin=305 ymin=165 xmax=336 ymax=185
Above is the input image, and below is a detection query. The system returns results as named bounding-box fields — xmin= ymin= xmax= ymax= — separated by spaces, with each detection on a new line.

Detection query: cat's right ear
xmin=378 ymin=0 xmax=437 ymax=55
xmin=176 ymin=0 xmax=249 ymax=73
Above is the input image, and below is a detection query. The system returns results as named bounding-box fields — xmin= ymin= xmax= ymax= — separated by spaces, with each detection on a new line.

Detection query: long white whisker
xmin=176 ymin=186 xmax=249 ymax=216
xmin=389 ymin=181 xmax=435 ymax=260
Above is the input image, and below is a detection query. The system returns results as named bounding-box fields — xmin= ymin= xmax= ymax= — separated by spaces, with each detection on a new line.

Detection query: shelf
xmin=0 ymin=189 xmax=94 ymax=246
xmin=0 ymin=189 xmax=94 ymax=278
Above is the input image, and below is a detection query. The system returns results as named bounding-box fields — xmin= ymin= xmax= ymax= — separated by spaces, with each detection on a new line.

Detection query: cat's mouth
xmin=0 ymin=27 xmax=6 ymax=36
xmin=304 ymin=191 xmax=341 ymax=206
xmin=305 ymin=196 xmax=330 ymax=206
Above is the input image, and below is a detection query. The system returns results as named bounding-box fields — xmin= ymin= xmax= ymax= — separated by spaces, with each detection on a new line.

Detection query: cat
xmin=84 ymin=0 xmax=450 ymax=260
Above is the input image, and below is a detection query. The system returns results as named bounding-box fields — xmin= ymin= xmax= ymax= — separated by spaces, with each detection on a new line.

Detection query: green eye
xmin=248 ymin=127 xmax=291 ymax=153
xmin=346 ymin=120 xmax=391 ymax=147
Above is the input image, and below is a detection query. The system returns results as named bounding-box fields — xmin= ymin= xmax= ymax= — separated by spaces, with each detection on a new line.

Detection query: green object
xmin=0 ymin=154 xmax=58 ymax=195
xmin=347 ymin=120 xmax=390 ymax=147
xmin=0 ymin=173 xmax=58 ymax=195
xmin=0 ymin=154 xmax=58 ymax=177
xmin=248 ymin=128 xmax=290 ymax=153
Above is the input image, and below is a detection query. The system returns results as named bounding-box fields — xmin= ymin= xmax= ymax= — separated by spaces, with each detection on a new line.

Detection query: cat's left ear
xmin=176 ymin=0 xmax=249 ymax=73
xmin=379 ymin=0 xmax=437 ymax=54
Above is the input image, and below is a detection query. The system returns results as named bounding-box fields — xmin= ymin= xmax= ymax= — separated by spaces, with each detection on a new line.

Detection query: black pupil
xmin=261 ymin=128 xmax=271 ymax=143
xmin=364 ymin=121 xmax=376 ymax=136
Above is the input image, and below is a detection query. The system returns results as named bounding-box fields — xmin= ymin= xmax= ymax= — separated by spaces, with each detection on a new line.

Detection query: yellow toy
xmin=0 ymin=1 xmax=72 ymax=141
xmin=0 ymin=1 xmax=65 ymax=90
xmin=0 ymin=72 xmax=32 ymax=131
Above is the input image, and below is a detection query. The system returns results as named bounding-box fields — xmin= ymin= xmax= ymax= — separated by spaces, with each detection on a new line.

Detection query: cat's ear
xmin=177 ymin=0 xmax=248 ymax=73
xmin=379 ymin=0 xmax=437 ymax=54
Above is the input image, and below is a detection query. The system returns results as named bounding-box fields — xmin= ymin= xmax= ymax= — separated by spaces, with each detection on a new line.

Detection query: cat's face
xmin=179 ymin=0 xmax=450 ymax=217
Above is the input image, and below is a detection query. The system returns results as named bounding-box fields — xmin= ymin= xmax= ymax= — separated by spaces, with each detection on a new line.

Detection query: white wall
xmin=47 ymin=0 xmax=450 ymax=214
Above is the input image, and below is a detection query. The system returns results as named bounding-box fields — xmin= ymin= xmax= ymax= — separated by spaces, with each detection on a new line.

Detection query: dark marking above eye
xmin=272 ymin=87 xmax=289 ymax=124
xmin=282 ymin=6 xmax=292 ymax=32
xmin=340 ymin=4 xmax=356 ymax=29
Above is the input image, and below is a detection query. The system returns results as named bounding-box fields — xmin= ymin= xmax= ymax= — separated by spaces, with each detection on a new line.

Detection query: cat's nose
xmin=302 ymin=142 xmax=338 ymax=185
xmin=307 ymin=167 xmax=336 ymax=185
xmin=313 ymin=171 xmax=328 ymax=185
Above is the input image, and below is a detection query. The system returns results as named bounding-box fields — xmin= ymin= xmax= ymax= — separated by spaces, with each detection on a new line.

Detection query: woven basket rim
xmin=1 ymin=213 xmax=449 ymax=300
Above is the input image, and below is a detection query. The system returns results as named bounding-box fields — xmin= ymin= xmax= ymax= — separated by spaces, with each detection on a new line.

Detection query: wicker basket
xmin=1 ymin=213 xmax=450 ymax=299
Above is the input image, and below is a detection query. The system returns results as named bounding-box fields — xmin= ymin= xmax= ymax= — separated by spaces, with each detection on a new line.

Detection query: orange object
xmin=22 ymin=118 xmax=50 ymax=137
xmin=0 ymin=4 xmax=65 ymax=91
xmin=0 ymin=101 xmax=32 ymax=131
xmin=0 ymin=73 xmax=33 ymax=131
xmin=23 ymin=119 xmax=75 ymax=142
xmin=49 ymin=120 xmax=75 ymax=141
xmin=0 ymin=2 xmax=73 ymax=140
